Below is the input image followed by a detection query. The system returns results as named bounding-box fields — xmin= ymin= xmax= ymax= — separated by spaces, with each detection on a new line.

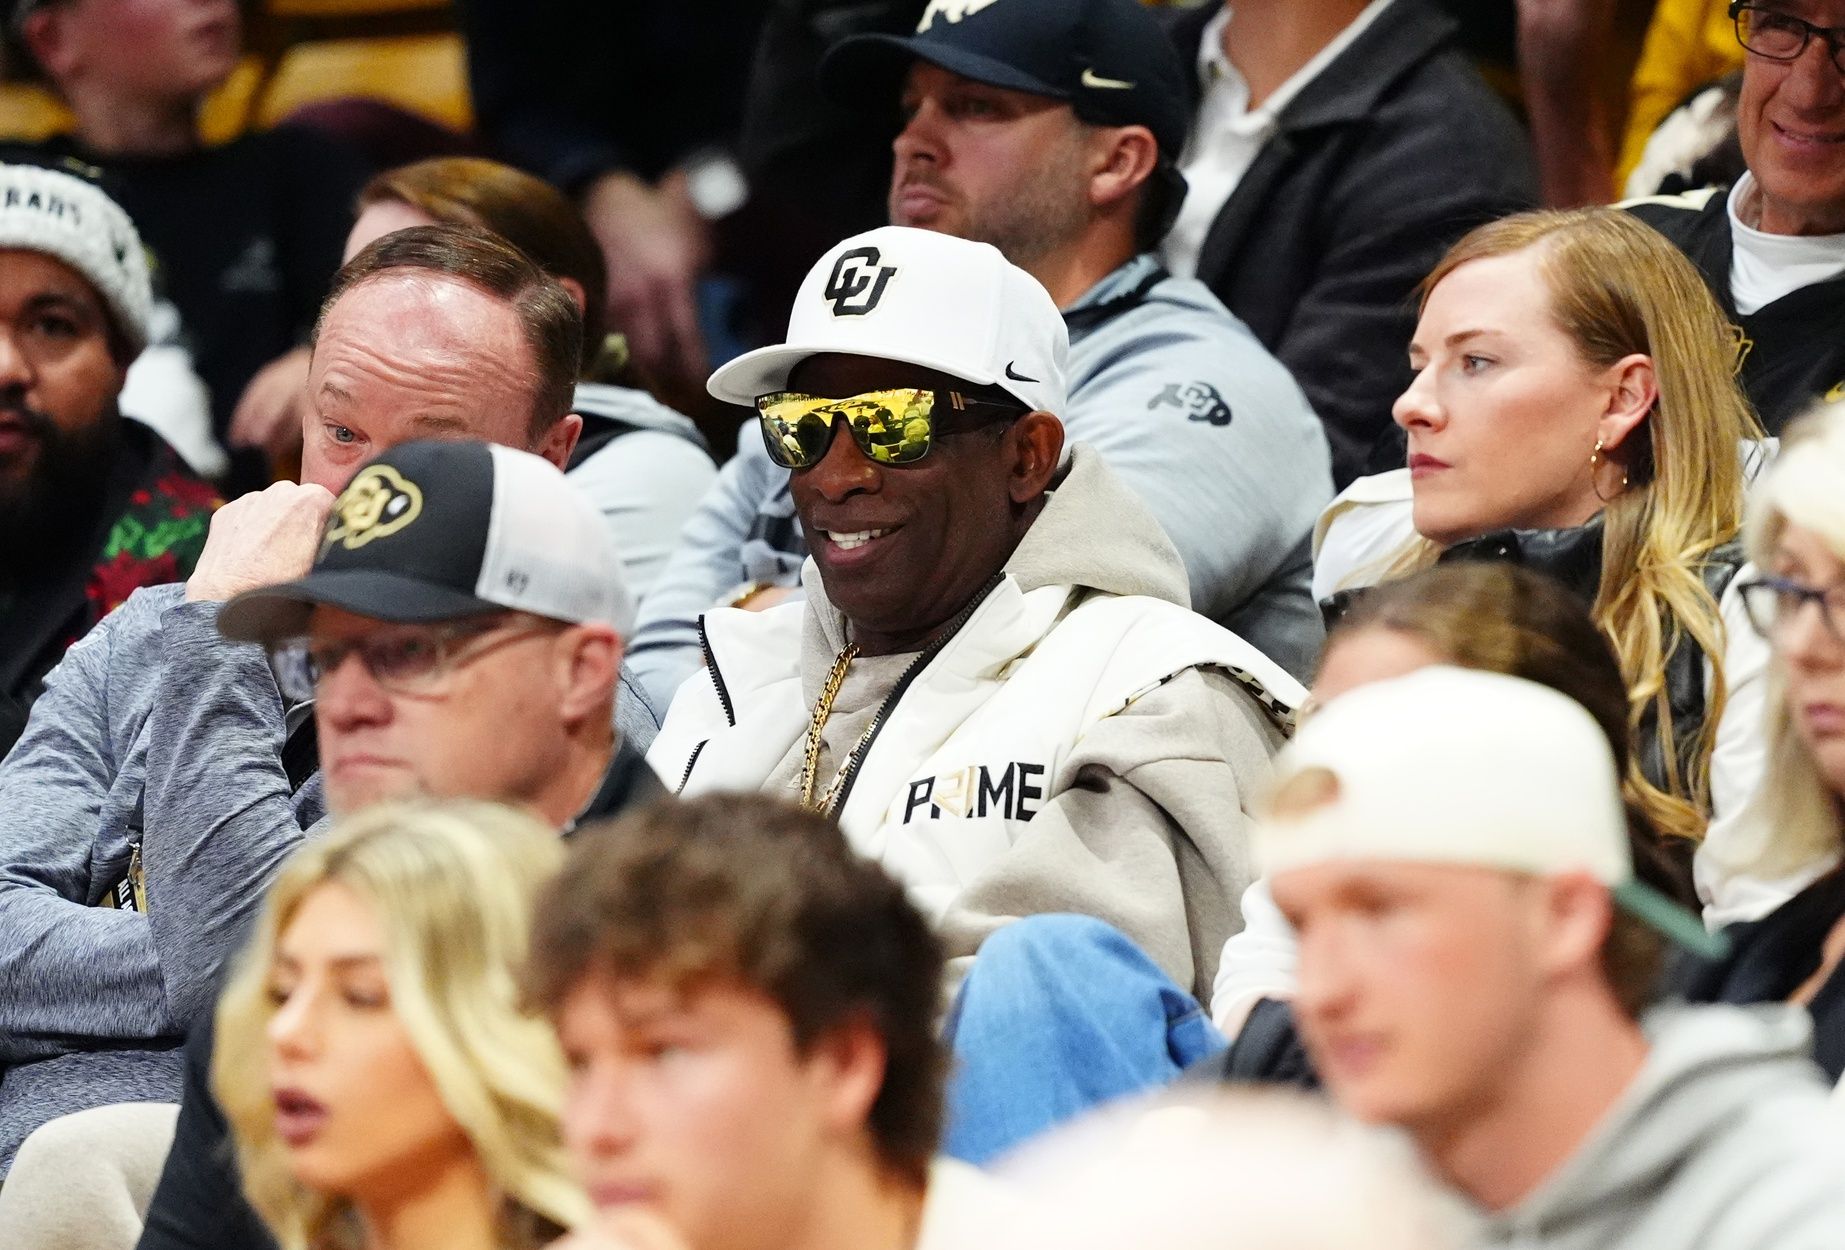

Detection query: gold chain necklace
xmin=800 ymin=642 xmax=861 ymax=810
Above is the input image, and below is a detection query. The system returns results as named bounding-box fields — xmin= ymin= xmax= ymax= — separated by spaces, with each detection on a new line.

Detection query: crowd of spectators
xmin=4 ymin=0 xmax=1845 ymax=1248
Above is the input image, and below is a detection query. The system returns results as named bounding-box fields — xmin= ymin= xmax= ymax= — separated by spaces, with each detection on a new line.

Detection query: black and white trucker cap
xmin=217 ymin=439 xmax=633 ymax=643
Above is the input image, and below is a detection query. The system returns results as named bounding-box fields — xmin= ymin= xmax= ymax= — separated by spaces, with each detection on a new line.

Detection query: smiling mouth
xmin=1774 ymin=121 xmax=1845 ymax=147
xmin=824 ymin=527 xmax=894 ymax=551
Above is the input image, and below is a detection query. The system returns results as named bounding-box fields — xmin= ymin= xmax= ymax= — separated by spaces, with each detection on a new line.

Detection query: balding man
xmin=0 ymin=226 xmax=650 ymax=1175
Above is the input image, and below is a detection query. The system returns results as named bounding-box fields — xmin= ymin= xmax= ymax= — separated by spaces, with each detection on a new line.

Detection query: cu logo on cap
xmin=323 ymin=464 xmax=424 ymax=552
xmin=824 ymin=247 xmax=898 ymax=317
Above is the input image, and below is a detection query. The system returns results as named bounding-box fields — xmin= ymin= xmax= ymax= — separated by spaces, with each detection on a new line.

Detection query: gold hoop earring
xmin=1590 ymin=437 xmax=1629 ymax=503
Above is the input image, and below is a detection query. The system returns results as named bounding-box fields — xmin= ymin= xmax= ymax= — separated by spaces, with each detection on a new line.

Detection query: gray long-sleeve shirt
xmin=0 ymin=589 xmax=326 ymax=1172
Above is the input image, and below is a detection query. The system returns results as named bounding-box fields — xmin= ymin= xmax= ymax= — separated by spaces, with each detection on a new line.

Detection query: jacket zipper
xmin=676 ymin=740 xmax=707 ymax=795
xmin=825 ymin=573 xmax=1005 ymax=818
xmin=696 ymin=613 xmax=737 ymax=727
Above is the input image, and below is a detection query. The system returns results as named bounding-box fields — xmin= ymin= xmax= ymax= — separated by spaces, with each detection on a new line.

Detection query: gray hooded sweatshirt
xmin=1468 ymin=1004 xmax=1845 ymax=1250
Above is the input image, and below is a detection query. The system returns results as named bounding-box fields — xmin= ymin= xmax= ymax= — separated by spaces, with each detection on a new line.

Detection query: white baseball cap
xmin=1253 ymin=667 xmax=1724 ymax=958
xmin=707 ymin=225 xmax=1068 ymax=415
xmin=0 ymin=162 xmax=151 ymax=353
xmin=217 ymin=440 xmax=635 ymax=641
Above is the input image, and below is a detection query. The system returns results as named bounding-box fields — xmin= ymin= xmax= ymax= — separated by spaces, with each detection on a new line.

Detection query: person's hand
xmin=228 ymin=346 xmax=312 ymax=465
xmin=581 ymin=169 xmax=711 ymax=395
xmin=549 ymin=1207 xmax=692 ymax=1250
xmin=186 ymin=481 xmax=336 ymax=603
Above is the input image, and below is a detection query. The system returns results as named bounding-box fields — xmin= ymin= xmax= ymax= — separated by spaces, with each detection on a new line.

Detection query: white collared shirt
xmin=1162 ymin=0 xmax=1397 ymax=277
xmin=1727 ymin=172 xmax=1845 ymax=315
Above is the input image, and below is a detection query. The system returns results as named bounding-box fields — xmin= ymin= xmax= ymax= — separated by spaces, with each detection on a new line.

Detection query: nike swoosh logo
xmin=1004 ymin=362 xmax=1039 ymax=383
xmin=1081 ymin=68 xmax=1135 ymax=90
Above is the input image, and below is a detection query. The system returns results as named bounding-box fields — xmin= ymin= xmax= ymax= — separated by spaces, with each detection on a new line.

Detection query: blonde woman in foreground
xmin=1315 ymin=206 xmax=1787 ymax=924
xmin=212 ymin=801 xmax=588 ymax=1250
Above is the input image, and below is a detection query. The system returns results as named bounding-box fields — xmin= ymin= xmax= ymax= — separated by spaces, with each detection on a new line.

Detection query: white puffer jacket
xmin=649 ymin=448 xmax=1303 ymax=995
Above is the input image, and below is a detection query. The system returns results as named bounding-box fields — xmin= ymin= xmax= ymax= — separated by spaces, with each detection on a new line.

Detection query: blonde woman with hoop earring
xmin=1313 ymin=207 xmax=1791 ymax=928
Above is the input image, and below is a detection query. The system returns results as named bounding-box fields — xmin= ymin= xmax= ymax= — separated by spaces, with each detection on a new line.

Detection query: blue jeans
xmin=942 ymin=914 xmax=1227 ymax=1165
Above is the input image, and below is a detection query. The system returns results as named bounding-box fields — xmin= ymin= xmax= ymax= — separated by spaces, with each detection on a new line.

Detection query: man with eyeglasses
xmin=0 ymin=439 xmax=662 ymax=1249
xmin=212 ymin=438 xmax=654 ymax=825
xmin=1626 ymin=0 xmax=1845 ymax=434
xmin=649 ymin=225 xmax=1302 ymax=1002
xmin=0 ymin=227 xmax=662 ymax=1185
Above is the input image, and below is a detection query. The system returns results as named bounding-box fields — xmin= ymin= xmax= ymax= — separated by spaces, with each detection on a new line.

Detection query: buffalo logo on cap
xmin=823 ymin=246 xmax=898 ymax=317
xmin=916 ymin=0 xmax=1003 ymax=31
xmin=323 ymin=464 xmax=424 ymax=552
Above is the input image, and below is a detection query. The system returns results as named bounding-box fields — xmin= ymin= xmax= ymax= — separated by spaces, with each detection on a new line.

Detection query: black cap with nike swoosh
xmin=820 ymin=0 xmax=1193 ymax=162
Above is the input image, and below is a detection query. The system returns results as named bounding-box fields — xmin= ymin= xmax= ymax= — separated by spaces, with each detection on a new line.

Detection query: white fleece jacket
xmin=648 ymin=447 xmax=1303 ymax=998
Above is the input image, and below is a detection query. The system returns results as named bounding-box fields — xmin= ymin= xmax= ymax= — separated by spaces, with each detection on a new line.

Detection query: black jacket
xmin=134 ymin=743 xmax=666 ymax=1250
xmin=1626 ymin=190 xmax=1845 ymax=437
xmin=1163 ymin=0 xmax=1538 ymax=486
xmin=1322 ymin=518 xmax=1746 ymax=830
xmin=1672 ymin=865 xmax=1845 ymax=1082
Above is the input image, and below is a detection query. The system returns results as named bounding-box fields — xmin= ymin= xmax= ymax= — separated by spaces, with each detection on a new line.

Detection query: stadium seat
xmin=253 ymin=32 xmax=471 ymax=132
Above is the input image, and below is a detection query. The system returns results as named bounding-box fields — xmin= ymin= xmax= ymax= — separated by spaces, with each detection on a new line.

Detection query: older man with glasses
xmin=649 ymin=225 xmax=1302 ymax=1003
xmin=1627 ymin=0 xmax=1845 ymax=434
xmin=0 ymin=438 xmax=661 ymax=1250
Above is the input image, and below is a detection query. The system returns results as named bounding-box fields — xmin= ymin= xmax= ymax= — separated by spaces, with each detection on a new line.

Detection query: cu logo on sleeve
xmin=823 ymin=246 xmax=898 ymax=317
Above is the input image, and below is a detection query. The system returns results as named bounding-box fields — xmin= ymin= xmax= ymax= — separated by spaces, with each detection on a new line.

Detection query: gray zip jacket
xmin=626 ymin=253 xmax=1333 ymax=711
xmin=1467 ymin=1004 xmax=1845 ymax=1250
xmin=567 ymin=381 xmax=715 ymax=600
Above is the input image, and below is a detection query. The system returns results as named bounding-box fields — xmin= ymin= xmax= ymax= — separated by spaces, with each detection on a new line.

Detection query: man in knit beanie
xmin=0 ymin=159 xmax=217 ymax=754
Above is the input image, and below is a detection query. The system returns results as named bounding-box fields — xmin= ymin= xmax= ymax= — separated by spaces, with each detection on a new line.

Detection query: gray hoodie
xmin=1469 ymin=1004 xmax=1845 ymax=1250
xmin=567 ymin=381 xmax=715 ymax=599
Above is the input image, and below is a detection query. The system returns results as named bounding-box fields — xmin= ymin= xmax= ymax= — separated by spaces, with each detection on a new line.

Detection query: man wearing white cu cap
xmin=0 ymin=160 xmax=216 ymax=755
xmin=1263 ymin=665 xmax=1845 ymax=1250
xmin=649 ymin=225 xmax=1302 ymax=1001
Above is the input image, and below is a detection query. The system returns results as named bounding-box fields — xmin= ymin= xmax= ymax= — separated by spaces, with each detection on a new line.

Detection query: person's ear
xmin=552 ymin=623 xmax=622 ymax=726
xmin=557 ymin=276 xmax=589 ymax=319
xmin=803 ymin=1012 xmax=889 ymax=1140
xmin=1594 ymin=353 xmax=1656 ymax=457
xmin=535 ymin=412 xmax=584 ymax=468
xmin=1533 ymin=871 xmax=1616 ymax=984
xmin=1008 ymin=410 xmax=1064 ymax=504
xmin=1087 ymin=125 xmax=1159 ymax=214
xmin=20 ymin=7 xmax=76 ymax=81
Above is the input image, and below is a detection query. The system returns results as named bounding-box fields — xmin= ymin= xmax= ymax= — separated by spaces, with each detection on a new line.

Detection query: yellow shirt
xmin=1619 ymin=0 xmax=1747 ymax=182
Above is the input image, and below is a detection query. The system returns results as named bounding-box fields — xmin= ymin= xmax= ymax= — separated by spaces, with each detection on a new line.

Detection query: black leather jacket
xmin=1323 ymin=517 xmax=1747 ymax=805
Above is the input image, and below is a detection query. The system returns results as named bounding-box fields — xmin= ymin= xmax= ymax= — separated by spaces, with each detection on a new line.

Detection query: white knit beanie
xmin=0 ymin=162 xmax=152 ymax=354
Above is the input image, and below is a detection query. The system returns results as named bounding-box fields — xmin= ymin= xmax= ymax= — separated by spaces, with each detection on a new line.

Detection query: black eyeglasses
xmin=1738 ymin=575 xmax=1845 ymax=642
xmin=1731 ymin=3 xmax=1845 ymax=73
xmin=267 ymin=616 xmax=559 ymax=702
